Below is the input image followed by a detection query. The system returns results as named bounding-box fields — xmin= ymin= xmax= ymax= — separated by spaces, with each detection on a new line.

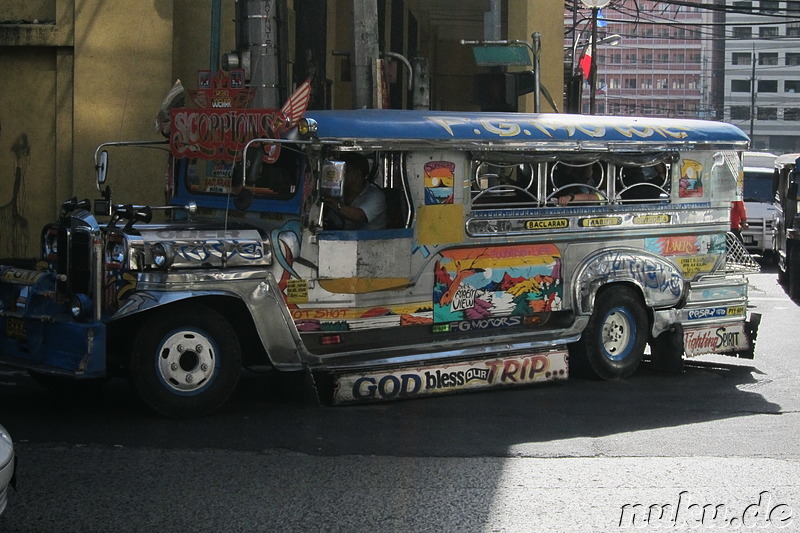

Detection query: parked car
xmin=0 ymin=423 xmax=14 ymax=517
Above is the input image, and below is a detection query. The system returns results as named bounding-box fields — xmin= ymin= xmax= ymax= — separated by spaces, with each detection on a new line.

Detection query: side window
xmin=617 ymin=163 xmax=671 ymax=203
xmin=379 ymin=152 xmax=413 ymax=229
xmin=321 ymin=151 xmax=413 ymax=231
xmin=471 ymin=161 xmax=538 ymax=207
xmin=546 ymin=161 xmax=607 ymax=206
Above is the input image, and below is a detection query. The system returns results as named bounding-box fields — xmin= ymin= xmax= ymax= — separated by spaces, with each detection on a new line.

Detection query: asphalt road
xmin=0 ymin=264 xmax=798 ymax=532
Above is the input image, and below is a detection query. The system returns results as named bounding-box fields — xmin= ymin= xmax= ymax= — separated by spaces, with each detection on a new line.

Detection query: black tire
xmin=648 ymin=326 xmax=685 ymax=374
xmin=130 ymin=304 xmax=242 ymax=417
xmin=789 ymin=247 xmax=800 ymax=301
xmin=578 ymin=285 xmax=647 ymax=380
xmin=778 ymin=260 xmax=788 ymax=286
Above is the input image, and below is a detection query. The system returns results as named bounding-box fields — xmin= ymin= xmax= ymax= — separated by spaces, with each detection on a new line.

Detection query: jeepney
xmin=0 ymin=109 xmax=761 ymax=416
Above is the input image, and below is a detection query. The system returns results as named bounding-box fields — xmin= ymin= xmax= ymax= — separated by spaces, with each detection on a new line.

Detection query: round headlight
xmin=105 ymin=241 xmax=125 ymax=266
xmin=151 ymin=243 xmax=173 ymax=270
xmin=44 ymin=228 xmax=59 ymax=259
xmin=70 ymin=293 xmax=93 ymax=320
xmin=297 ymin=118 xmax=318 ymax=138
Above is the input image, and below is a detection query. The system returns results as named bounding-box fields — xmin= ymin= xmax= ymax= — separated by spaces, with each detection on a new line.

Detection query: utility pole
xmin=351 ymin=0 xmax=380 ymax=108
xmin=238 ymin=0 xmax=282 ymax=108
xmin=750 ymin=43 xmax=756 ymax=139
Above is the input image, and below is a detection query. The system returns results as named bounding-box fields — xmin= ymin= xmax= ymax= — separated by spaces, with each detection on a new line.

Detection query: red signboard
xmin=169 ymin=108 xmax=282 ymax=161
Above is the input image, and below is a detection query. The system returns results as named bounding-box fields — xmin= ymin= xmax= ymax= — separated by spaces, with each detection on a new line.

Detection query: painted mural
xmin=424 ymin=160 xmax=455 ymax=205
xmin=645 ymin=234 xmax=726 ymax=278
xmin=0 ymin=131 xmax=30 ymax=259
xmin=678 ymin=159 xmax=704 ymax=198
xmin=433 ymin=244 xmax=562 ymax=325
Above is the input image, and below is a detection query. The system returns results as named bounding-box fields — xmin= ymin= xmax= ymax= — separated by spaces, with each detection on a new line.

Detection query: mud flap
xmin=649 ymin=324 xmax=685 ymax=373
xmin=737 ymin=313 xmax=761 ymax=360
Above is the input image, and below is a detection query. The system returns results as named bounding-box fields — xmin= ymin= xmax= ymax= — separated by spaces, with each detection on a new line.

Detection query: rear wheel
xmin=130 ymin=304 xmax=241 ymax=417
xmin=577 ymin=285 xmax=647 ymax=380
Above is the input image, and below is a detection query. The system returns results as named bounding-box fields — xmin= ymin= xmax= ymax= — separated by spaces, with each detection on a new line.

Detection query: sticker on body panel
xmin=332 ymin=350 xmax=569 ymax=404
xmin=683 ymin=324 xmax=749 ymax=357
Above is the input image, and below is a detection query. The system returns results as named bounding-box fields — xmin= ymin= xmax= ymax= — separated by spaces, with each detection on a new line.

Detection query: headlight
xmin=297 ymin=118 xmax=318 ymax=138
xmin=70 ymin=293 xmax=93 ymax=320
xmin=43 ymin=226 xmax=60 ymax=260
xmin=105 ymin=235 xmax=126 ymax=269
xmin=151 ymin=243 xmax=174 ymax=270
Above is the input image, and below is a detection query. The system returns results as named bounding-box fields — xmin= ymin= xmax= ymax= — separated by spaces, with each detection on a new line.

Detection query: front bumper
xmin=0 ymin=267 xmax=106 ymax=377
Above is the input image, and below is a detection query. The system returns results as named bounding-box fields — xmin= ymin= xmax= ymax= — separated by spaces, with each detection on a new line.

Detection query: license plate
xmin=5 ymin=317 xmax=26 ymax=340
xmin=742 ymin=235 xmax=754 ymax=244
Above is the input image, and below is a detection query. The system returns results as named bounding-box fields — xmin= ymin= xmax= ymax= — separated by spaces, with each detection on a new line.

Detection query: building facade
xmin=724 ymin=0 xmax=800 ymax=152
xmin=566 ymin=0 xmax=711 ymax=118
xmin=0 ymin=0 xmax=564 ymax=260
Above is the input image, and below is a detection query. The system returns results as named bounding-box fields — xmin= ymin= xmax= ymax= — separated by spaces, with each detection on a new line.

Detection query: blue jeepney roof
xmin=303 ymin=110 xmax=750 ymax=150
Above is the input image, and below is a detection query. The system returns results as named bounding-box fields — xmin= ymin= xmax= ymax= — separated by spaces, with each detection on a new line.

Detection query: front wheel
xmin=576 ymin=285 xmax=648 ymax=380
xmin=131 ymin=304 xmax=242 ymax=417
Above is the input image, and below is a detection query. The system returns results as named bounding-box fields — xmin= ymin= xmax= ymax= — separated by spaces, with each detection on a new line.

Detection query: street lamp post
xmin=579 ymin=0 xmax=610 ymax=115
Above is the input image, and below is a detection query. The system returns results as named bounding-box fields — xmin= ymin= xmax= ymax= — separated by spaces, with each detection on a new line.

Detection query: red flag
xmin=579 ymin=42 xmax=593 ymax=80
xmin=281 ymin=78 xmax=312 ymax=126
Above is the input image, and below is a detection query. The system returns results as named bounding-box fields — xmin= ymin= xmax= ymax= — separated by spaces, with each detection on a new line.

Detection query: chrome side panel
xmin=111 ymin=269 xmax=306 ymax=370
xmin=572 ymin=248 xmax=685 ymax=316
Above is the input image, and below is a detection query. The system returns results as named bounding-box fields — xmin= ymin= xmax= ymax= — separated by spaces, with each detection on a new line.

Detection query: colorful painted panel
xmin=433 ymin=244 xmax=562 ymax=324
xmin=424 ymin=161 xmax=455 ymax=205
xmin=290 ymin=302 xmax=432 ymax=332
xmin=645 ymin=235 xmax=726 ymax=277
xmin=678 ymin=159 xmax=704 ymax=198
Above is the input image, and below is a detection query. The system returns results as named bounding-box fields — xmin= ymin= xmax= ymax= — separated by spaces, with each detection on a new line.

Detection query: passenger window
xmin=547 ymin=161 xmax=607 ymax=206
xmin=471 ymin=161 xmax=538 ymax=206
xmin=617 ymin=163 xmax=671 ymax=203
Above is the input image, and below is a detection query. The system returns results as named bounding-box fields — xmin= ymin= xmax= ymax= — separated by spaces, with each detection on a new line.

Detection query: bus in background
xmin=773 ymin=153 xmax=800 ymax=299
xmin=741 ymin=152 xmax=777 ymax=259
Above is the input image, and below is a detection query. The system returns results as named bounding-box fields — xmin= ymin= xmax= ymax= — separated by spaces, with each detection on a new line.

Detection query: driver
xmin=323 ymin=153 xmax=387 ymax=230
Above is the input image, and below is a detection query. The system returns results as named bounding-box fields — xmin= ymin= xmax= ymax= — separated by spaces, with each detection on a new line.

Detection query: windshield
xmin=181 ymin=147 xmax=301 ymax=201
xmin=743 ymin=170 xmax=773 ymax=203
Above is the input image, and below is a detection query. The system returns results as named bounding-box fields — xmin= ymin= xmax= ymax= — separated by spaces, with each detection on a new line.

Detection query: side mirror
xmin=233 ymin=188 xmax=253 ymax=211
xmin=96 ymin=151 xmax=109 ymax=186
xmin=320 ymin=160 xmax=345 ymax=198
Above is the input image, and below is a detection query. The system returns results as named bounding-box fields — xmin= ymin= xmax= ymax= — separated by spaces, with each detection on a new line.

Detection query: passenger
xmin=323 ymin=153 xmax=388 ymax=230
xmin=619 ymin=162 xmax=668 ymax=202
xmin=730 ymin=199 xmax=748 ymax=242
xmin=557 ymin=164 xmax=603 ymax=206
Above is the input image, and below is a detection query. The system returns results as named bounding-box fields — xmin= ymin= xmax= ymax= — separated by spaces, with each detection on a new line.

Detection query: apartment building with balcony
xmin=725 ymin=0 xmax=800 ymax=152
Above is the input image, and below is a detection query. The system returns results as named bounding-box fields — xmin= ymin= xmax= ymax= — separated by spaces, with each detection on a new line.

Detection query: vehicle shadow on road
xmin=0 ymin=351 xmax=778 ymax=458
